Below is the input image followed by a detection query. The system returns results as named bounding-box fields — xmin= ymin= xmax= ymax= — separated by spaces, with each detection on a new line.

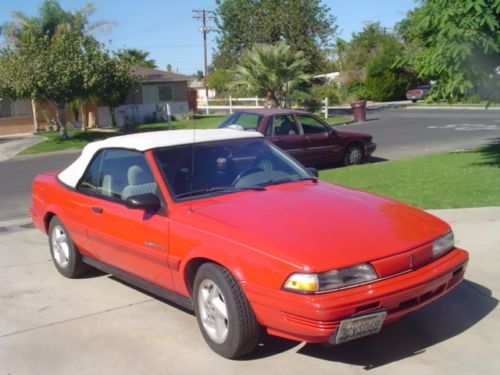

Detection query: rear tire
xmin=411 ymin=99 xmax=418 ymax=103
xmin=193 ymin=263 xmax=259 ymax=358
xmin=343 ymin=144 xmax=364 ymax=166
xmin=48 ymin=217 xmax=88 ymax=278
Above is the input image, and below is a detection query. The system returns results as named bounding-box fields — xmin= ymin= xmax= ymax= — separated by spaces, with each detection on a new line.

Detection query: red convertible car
xmin=31 ymin=129 xmax=468 ymax=358
xmin=219 ymin=109 xmax=376 ymax=166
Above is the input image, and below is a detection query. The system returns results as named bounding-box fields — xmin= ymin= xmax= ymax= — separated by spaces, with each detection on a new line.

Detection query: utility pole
xmin=192 ymin=9 xmax=215 ymax=101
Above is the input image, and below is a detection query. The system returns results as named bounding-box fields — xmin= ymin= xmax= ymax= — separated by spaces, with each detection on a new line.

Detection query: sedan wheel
xmin=51 ymin=225 xmax=70 ymax=268
xmin=344 ymin=144 xmax=364 ymax=166
xmin=194 ymin=263 xmax=259 ymax=358
xmin=198 ymin=279 xmax=229 ymax=344
xmin=48 ymin=217 xmax=88 ymax=278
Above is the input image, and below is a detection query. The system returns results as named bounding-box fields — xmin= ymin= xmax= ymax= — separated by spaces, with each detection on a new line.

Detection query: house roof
xmin=58 ymin=129 xmax=263 ymax=187
xmin=131 ymin=66 xmax=191 ymax=83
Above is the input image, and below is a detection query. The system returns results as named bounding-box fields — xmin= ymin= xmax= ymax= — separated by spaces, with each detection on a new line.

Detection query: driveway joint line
xmin=0 ymin=298 xmax=154 ymax=338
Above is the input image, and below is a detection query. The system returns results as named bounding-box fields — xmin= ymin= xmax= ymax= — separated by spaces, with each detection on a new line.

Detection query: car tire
xmin=411 ymin=99 xmax=417 ymax=103
xmin=193 ymin=263 xmax=259 ymax=358
xmin=48 ymin=217 xmax=88 ymax=278
xmin=343 ymin=144 xmax=364 ymax=166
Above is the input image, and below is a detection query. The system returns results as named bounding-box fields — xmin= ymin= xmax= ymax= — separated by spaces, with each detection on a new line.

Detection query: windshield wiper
xmin=257 ymin=177 xmax=318 ymax=187
xmin=176 ymin=185 xmax=265 ymax=198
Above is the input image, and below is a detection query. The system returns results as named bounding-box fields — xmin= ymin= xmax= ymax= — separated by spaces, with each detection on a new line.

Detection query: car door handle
xmin=91 ymin=206 xmax=103 ymax=214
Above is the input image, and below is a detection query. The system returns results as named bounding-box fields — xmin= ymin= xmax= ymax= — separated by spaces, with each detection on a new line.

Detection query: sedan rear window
xmin=219 ymin=113 xmax=263 ymax=131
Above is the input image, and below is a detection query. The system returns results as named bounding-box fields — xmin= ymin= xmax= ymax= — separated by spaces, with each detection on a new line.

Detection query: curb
xmin=12 ymin=148 xmax=81 ymax=161
xmin=408 ymin=106 xmax=500 ymax=110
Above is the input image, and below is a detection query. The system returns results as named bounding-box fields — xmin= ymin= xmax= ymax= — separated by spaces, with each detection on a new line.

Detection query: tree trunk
xmin=265 ymin=92 xmax=280 ymax=108
xmin=31 ymin=100 xmax=39 ymax=134
xmin=79 ymin=103 xmax=86 ymax=131
xmin=109 ymin=107 xmax=117 ymax=128
xmin=50 ymin=101 xmax=68 ymax=139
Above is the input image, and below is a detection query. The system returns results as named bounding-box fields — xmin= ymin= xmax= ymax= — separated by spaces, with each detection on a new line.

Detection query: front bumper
xmin=365 ymin=142 xmax=377 ymax=156
xmin=244 ymin=248 xmax=468 ymax=343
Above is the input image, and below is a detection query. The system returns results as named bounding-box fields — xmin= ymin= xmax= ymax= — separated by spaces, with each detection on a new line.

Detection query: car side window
xmin=297 ymin=115 xmax=329 ymax=134
xmin=270 ymin=115 xmax=300 ymax=136
xmin=77 ymin=149 xmax=157 ymax=201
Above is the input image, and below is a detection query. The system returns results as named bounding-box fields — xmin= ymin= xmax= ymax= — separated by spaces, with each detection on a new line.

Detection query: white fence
xmin=197 ymin=97 xmax=335 ymax=118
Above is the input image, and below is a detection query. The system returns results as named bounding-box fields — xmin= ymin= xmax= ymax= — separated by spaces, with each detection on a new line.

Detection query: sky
xmin=0 ymin=0 xmax=418 ymax=74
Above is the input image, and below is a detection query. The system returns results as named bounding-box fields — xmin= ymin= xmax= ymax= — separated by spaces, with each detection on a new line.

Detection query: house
xmin=189 ymin=79 xmax=216 ymax=100
xmin=97 ymin=67 xmax=191 ymax=127
xmin=0 ymin=67 xmax=191 ymax=135
xmin=0 ymin=98 xmax=34 ymax=136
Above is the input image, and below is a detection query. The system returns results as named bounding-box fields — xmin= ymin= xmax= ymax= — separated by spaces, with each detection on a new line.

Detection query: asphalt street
xmin=0 ymin=108 xmax=499 ymax=220
xmin=334 ymin=108 xmax=500 ymax=160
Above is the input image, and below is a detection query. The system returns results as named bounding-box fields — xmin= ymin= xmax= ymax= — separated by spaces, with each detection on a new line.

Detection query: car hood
xmin=191 ymin=181 xmax=449 ymax=271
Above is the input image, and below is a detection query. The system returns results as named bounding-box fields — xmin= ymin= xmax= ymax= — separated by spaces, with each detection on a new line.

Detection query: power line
xmin=111 ymin=11 xmax=190 ymax=42
xmin=192 ymin=9 xmax=215 ymax=99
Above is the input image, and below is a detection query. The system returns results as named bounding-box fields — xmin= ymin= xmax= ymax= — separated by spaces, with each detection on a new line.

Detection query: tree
xmin=114 ymin=48 xmax=157 ymax=69
xmin=398 ymin=0 xmax=500 ymax=102
xmin=213 ymin=0 xmax=337 ymax=73
xmin=333 ymin=22 xmax=417 ymax=101
xmin=195 ymin=70 xmax=204 ymax=81
xmin=0 ymin=0 xmax=135 ymax=138
xmin=166 ymin=64 xmax=172 ymax=72
xmin=232 ymin=43 xmax=310 ymax=107
xmin=365 ymin=39 xmax=416 ymax=101
xmin=208 ymin=69 xmax=233 ymax=96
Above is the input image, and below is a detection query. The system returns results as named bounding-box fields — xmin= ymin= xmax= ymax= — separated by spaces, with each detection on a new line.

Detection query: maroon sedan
xmin=219 ymin=109 xmax=376 ymax=167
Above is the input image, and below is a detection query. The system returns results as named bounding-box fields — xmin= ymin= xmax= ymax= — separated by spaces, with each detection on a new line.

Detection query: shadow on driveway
xmin=296 ymin=280 xmax=497 ymax=369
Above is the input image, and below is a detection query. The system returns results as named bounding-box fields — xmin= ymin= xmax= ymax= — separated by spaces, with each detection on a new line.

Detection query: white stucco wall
xmin=97 ymin=101 xmax=189 ymax=128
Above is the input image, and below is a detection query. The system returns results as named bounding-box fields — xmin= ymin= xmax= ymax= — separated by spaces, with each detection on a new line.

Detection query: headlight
xmin=432 ymin=231 xmax=454 ymax=258
xmin=283 ymin=263 xmax=378 ymax=293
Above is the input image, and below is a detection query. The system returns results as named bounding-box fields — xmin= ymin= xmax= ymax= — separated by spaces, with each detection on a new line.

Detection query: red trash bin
xmin=350 ymin=100 xmax=367 ymax=122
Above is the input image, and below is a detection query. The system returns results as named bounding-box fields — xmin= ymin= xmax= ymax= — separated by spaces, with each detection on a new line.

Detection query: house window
xmin=158 ymin=86 xmax=173 ymax=101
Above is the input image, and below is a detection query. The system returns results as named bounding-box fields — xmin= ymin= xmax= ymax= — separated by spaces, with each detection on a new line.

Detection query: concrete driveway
xmin=0 ymin=207 xmax=499 ymax=374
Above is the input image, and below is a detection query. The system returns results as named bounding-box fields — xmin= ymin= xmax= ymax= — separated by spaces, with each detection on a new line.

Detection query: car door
xmin=296 ymin=114 xmax=344 ymax=165
xmin=265 ymin=114 xmax=306 ymax=163
xmin=76 ymin=148 xmax=174 ymax=290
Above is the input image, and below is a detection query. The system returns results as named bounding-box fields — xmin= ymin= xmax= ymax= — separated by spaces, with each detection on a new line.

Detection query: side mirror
xmin=125 ymin=193 xmax=162 ymax=211
xmin=307 ymin=167 xmax=319 ymax=178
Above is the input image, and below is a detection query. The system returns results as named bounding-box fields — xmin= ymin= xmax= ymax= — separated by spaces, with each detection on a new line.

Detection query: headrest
xmin=127 ymin=165 xmax=150 ymax=185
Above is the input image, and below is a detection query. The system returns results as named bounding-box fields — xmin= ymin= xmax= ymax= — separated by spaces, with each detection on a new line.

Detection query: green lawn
xmin=20 ymin=114 xmax=352 ymax=155
xmin=19 ymin=130 xmax=115 ymax=155
xmin=320 ymin=144 xmax=500 ymax=209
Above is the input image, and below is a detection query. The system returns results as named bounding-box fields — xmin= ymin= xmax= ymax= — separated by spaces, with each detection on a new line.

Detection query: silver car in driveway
xmin=406 ymin=85 xmax=431 ymax=102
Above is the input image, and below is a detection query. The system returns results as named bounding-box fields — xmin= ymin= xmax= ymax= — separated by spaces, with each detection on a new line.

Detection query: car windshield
xmin=153 ymin=138 xmax=312 ymax=200
xmin=218 ymin=112 xmax=263 ymax=131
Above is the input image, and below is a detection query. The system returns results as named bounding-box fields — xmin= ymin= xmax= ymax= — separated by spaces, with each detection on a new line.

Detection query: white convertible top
xmin=58 ymin=128 xmax=263 ymax=188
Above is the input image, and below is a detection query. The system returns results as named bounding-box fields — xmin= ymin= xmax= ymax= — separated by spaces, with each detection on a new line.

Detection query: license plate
xmin=332 ymin=311 xmax=387 ymax=345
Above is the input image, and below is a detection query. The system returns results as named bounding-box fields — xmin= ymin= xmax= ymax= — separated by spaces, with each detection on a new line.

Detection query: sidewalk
xmin=0 ymin=133 xmax=43 ymax=162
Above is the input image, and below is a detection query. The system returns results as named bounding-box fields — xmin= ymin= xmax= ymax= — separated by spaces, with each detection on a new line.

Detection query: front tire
xmin=48 ymin=217 xmax=88 ymax=278
xmin=193 ymin=263 xmax=259 ymax=358
xmin=343 ymin=144 xmax=364 ymax=166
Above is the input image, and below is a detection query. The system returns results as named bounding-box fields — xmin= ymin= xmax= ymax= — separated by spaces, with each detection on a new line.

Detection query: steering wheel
xmin=231 ymin=167 xmax=263 ymax=187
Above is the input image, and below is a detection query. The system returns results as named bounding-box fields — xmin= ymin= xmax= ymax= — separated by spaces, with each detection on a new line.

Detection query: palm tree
xmin=232 ymin=43 xmax=310 ymax=108
xmin=114 ymin=49 xmax=157 ymax=69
